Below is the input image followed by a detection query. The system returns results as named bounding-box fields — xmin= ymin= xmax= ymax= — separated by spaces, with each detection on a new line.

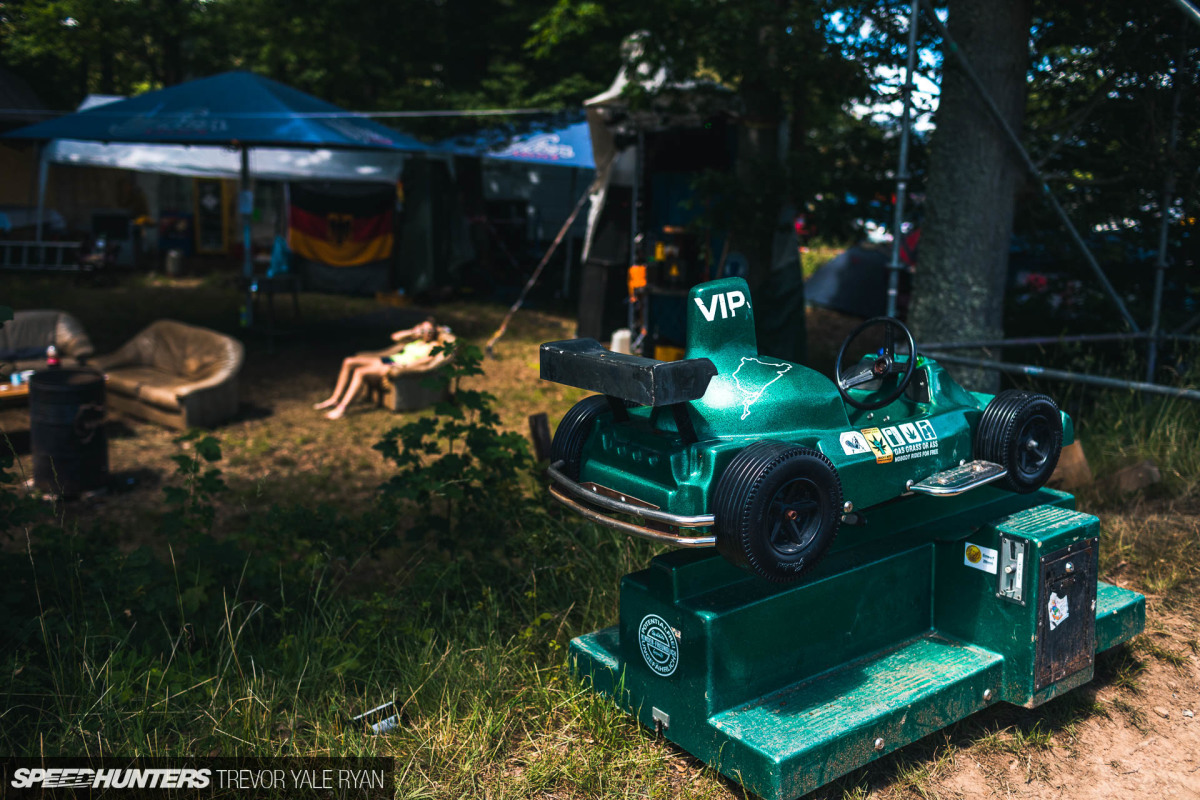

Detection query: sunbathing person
xmin=314 ymin=318 xmax=449 ymax=419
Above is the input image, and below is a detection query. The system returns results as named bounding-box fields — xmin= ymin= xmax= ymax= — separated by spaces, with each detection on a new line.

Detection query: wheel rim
xmin=1015 ymin=413 xmax=1054 ymax=478
xmin=766 ymin=477 xmax=823 ymax=555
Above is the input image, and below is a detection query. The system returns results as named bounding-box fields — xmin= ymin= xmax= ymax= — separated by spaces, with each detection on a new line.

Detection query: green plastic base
xmin=569 ymin=488 xmax=1145 ymax=800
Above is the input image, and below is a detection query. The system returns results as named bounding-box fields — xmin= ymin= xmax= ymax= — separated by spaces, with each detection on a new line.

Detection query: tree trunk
xmin=908 ymin=0 xmax=1032 ymax=391
xmin=735 ymin=46 xmax=782 ymax=297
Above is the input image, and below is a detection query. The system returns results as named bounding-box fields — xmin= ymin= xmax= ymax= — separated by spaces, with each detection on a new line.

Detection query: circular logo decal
xmin=638 ymin=614 xmax=679 ymax=677
xmin=966 ymin=545 xmax=982 ymax=564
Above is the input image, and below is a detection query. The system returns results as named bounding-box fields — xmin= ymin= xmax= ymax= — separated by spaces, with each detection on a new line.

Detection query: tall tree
xmin=907 ymin=0 xmax=1032 ymax=390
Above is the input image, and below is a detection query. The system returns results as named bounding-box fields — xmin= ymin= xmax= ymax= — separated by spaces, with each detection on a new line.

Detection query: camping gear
xmin=439 ymin=120 xmax=595 ymax=169
xmin=484 ymin=188 xmax=590 ymax=356
xmin=358 ymin=329 xmax=456 ymax=412
xmin=4 ymin=71 xmax=429 ymax=323
xmin=0 ymin=310 xmax=93 ymax=375
xmin=804 ymin=245 xmax=895 ymax=319
xmin=30 ymin=368 xmax=108 ymax=496
xmin=94 ymin=320 xmax=243 ymax=429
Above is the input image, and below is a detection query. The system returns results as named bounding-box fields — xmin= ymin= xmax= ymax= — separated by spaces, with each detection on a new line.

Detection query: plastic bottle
xmin=46 ymin=344 xmax=59 ymax=368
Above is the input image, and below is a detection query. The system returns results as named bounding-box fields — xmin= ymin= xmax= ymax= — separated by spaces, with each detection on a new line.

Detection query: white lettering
xmin=12 ymin=768 xmax=36 ymax=788
xmin=726 ymin=290 xmax=746 ymax=316
xmin=694 ymin=295 xmax=722 ymax=322
xmin=340 ymin=769 xmax=385 ymax=789
xmin=694 ymin=291 xmax=751 ymax=322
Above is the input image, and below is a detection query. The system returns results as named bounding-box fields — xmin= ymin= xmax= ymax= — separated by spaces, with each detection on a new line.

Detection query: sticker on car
xmin=879 ymin=424 xmax=940 ymax=462
xmin=964 ymin=542 xmax=998 ymax=574
xmin=639 ymin=614 xmax=680 ymax=676
xmin=860 ymin=427 xmax=894 ymax=464
xmin=731 ymin=357 xmax=792 ymax=420
xmin=840 ymin=431 xmax=870 ymax=455
xmin=1048 ymin=592 xmax=1069 ymax=630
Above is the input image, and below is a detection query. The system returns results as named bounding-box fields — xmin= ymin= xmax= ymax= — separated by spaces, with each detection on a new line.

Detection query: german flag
xmin=289 ymin=183 xmax=394 ymax=268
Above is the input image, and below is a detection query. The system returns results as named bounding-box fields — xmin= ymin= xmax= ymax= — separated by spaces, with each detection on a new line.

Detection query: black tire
xmin=551 ymin=395 xmax=611 ymax=481
xmin=975 ymin=390 xmax=1063 ymax=493
xmin=713 ymin=441 xmax=843 ymax=583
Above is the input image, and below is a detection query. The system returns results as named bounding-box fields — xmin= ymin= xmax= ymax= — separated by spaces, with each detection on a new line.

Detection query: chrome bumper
xmin=546 ymin=462 xmax=716 ymax=547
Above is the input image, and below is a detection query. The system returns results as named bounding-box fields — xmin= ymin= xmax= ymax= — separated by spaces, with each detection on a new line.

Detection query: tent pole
xmin=35 ymin=144 xmax=49 ymax=266
xmin=240 ymin=145 xmax=254 ymax=327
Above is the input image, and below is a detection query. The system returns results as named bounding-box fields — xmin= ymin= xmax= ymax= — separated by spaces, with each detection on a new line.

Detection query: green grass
xmin=1075 ymin=386 xmax=1200 ymax=500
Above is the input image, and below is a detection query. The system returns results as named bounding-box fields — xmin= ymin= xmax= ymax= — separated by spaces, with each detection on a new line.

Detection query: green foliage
xmin=374 ymin=341 xmax=539 ymax=538
xmin=160 ymin=429 xmax=227 ymax=539
xmin=0 ymin=0 xmax=620 ymax=139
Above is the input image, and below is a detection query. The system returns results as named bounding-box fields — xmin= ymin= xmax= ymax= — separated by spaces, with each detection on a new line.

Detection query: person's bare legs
xmin=315 ymin=356 xmax=377 ymax=409
xmin=325 ymin=363 xmax=388 ymax=419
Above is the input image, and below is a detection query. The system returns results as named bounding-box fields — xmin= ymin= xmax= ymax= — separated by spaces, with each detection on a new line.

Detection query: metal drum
xmin=29 ymin=369 xmax=108 ymax=496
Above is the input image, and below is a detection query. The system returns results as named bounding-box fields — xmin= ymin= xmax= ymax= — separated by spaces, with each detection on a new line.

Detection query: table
xmin=237 ymin=274 xmax=303 ymax=343
xmin=0 ymin=381 xmax=30 ymax=405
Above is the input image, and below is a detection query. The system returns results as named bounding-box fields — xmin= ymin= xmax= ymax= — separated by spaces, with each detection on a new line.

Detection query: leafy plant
xmin=375 ymin=341 xmax=540 ymax=539
xmin=160 ymin=429 xmax=227 ymax=539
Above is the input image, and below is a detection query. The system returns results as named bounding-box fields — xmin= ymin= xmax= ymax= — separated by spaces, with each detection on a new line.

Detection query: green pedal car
xmin=541 ymin=277 xmax=1067 ymax=582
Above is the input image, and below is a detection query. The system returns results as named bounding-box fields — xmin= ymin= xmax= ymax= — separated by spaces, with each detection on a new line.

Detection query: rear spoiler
xmin=540 ymin=339 xmax=717 ymax=407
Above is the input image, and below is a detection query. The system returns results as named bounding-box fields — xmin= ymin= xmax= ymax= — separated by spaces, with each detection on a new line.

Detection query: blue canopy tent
xmin=439 ymin=120 xmax=594 ymax=169
xmin=3 ymin=71 xmax=431 ymax=323
xmin=439 ymin=119 xmax=595 ymax=300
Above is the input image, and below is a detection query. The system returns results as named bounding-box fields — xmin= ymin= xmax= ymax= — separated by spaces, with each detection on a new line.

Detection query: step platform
xmin=570 ymin=487 xmax=1145 ymax=800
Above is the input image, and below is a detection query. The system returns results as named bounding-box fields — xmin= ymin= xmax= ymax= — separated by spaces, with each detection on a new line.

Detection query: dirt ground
xmin=1 ymin=286 xmax=1196 ymax=798
xmin=925 ymin=608 xmax=1198 ymax=799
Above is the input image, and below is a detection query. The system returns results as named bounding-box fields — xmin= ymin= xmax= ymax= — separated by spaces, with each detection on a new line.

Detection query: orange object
xmin=627 ymin=264 xmax=647 ymax=299
xmin=654 ymin=344 xmax=686 ymax=362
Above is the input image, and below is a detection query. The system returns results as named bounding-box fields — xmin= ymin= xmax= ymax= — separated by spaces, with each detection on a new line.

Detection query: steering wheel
xmin=835 ymin=316 xmax=917 ymax=411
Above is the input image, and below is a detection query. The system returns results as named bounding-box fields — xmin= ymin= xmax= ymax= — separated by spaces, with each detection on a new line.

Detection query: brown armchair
xmin=0 ymin=309 xmax=94 ymax=377
xmin=93 ymin=320 xmax=244 ymax=429
xmin=359 ymin=329 xmax=455 ymax=412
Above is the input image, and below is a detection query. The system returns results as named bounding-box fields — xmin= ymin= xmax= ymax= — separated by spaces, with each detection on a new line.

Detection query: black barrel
xmin=29 ymin=369 xmax=109 ymax=496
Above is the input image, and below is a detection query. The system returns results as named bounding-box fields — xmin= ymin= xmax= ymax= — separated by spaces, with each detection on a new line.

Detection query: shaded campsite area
xmin=0 ymin=274 xmax=583 ymax=525
xmin=0 ymin=268 xmax=856 ymax=532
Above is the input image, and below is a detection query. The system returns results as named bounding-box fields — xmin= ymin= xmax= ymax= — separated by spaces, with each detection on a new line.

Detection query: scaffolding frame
xmin=886 ymin=0 xmax=1199 ymax=399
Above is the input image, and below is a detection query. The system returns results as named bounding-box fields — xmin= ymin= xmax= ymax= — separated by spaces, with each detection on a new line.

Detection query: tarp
xmin=439 ymin=120 xmax=594 ymax=168
xmin=2 ymin=71 xmax=430 ymax=151
xmin=289 ymin=183 xmax=394 ymax=268
xmin=41 ymin=95 xmax=409 ymax=182
xmin=581 ymin=42 xmax=734 ymax=264
xmin=44 ymin=138 xmax=408 ymax=184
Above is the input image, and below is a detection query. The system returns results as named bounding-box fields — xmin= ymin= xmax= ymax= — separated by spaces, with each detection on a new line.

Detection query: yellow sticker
xmin=966 ymin=545 xmax=982 ymax=564
xmin=860 ymin=427 xmax=894 ymax=464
